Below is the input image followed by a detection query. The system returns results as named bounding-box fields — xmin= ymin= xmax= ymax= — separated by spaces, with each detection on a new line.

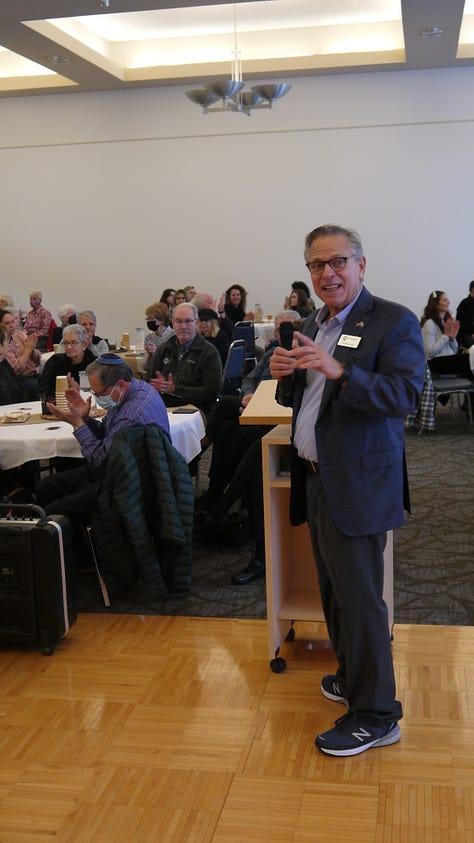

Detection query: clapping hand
xmin=66 ymin=372 xmax=80 ymax=392
xmin=25 ymin=333 xmax=38 ymax=353
xmin=150 ymin=371 xmax=175 ymax=394
xmin=47 ymin=389 xmax=91 ymax=427
xmin=444 ymin=316 xmax=460 ymax=340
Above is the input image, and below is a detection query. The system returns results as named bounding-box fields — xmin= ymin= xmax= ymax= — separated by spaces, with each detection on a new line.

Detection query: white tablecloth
xmin=254 ymin=321 xmax=275 ymax=348
xmin=0 ymin=402 xmax=204 ymax=469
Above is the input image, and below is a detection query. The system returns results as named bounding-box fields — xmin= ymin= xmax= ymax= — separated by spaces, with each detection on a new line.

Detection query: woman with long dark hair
xmin=159 ymin=288 xmax=176 ymax=308
xmin=288 ymin=288 xmax=314 ymax=318
xmin=223 ymin=284 xmax=254 ymax=325
xmin=420 ymin=290 xmax=472 ymax=377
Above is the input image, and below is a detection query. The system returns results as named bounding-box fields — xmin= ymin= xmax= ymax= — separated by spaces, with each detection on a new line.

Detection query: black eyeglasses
xmin=90 ymin=383 xmax=114 ymax=398
xmin=305 ymin=256 xmax=354 ymax=275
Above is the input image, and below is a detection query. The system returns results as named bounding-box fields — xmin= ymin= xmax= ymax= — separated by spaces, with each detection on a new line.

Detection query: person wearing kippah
xmin=36 ymin=352 xmax=170 ymax=523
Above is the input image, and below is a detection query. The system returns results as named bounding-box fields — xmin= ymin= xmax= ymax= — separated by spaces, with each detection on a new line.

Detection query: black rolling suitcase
xmin=0 ymin=504 xmax=77 ymax=654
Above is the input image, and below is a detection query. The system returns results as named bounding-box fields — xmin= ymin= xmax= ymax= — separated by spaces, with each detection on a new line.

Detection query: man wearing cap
xmin=36 ymin=353 xmax=170 ymax=517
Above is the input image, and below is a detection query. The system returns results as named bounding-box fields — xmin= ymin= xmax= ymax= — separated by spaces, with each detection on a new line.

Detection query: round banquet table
xmin=0 ymin=401 xmax=205 ymax=469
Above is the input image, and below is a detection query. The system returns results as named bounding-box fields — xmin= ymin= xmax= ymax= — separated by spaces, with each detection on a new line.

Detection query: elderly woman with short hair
xmin=56 ymin=310 xmax=108 ymax=357
xmin=39 ymin=323 xmax=96 ymax=399
xmin=51 ymin=304 xmax=77 ymax=346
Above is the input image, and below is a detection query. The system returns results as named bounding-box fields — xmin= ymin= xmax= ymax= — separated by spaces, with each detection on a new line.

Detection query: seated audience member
xmin=0 ymin=294 xmax=14 ymax=309
xmin=2 ymin=307 xmax=21 ymax=330
xmin=421 ymin=290 xmax=473 ymax=378
xmin=143 ymin=302 xmax=174 ymax=373
xmin=0 ymin=308 xmax=41 ymax=399
xmin=40 ymin=324 xmax=96 ymax=398
xmin=198 ymin=307 xmax=230 ymax=365
xmin=202 ymin=310 xmax=301 ymax=504
xmin=288 ymin=287 xmax=314 ymax=318
xmin=455 ymin=281 xmax=474 ymax=349
xmin=223 ymin=284 xmax=254 ymax=325
xmin=173 ymin=289 xmax=188 ymax=307
xmin=292 ymin=280 xmax=315 ymax=306
xmin=51 ymin=304 xmax=77 ymax=346
xmin=57 ymin=310 xmax=109 ymax=358
xmin=0 ymin=324 xmax=27 ymax=405
xmin=78 ymin=310 xmax=109 ymax=357
xmin=184 ymin=285 xmax=196 ymax=301
xmin=0 ymin=323 xmax=39 ymax=500
xmin=36 ymin=353 xmax=170 ymax=521
xmin=160 ymin=288 xmax=176 ymax=308
xmin=24 ymin=291 xmax=53 ymax=352
xmin=146 ymin=302 xmax=222 ymax=415
xmin=192 ymin=291 xmax=234 ymax=338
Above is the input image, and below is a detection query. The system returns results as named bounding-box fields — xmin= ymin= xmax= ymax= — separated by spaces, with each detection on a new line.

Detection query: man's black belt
xmin=305 ymin=459 xmax=319 ymax=473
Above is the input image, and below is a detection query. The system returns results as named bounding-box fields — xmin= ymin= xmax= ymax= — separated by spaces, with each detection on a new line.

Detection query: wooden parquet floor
xmin=0 ymin=615 xmax=472 ymax=842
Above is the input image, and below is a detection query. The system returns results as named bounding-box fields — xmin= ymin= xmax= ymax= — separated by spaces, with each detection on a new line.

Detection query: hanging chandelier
xmin=185 ymin=4 xmax=291 ymax=116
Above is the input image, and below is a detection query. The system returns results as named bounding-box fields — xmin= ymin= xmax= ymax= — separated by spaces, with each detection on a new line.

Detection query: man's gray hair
xmin=304 ymin=224 xmax=364 ymax=260
xmin=86 ymin=359 xmax=133 ymax=387
xmin=275 ymin=309 xmax=301 ymax=325
xmin=173 ymin=302 xmax=198 ymax=319
xmin=190 ymin=292 xmax=215 ymax=310
xmin=62 ymin=323 xmax=88 ymax=344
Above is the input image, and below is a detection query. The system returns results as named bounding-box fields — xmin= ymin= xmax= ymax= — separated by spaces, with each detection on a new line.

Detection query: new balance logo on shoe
xmin=351 ymin=726 xmax=371 ymax=742
xmin=320 ymin=674 xmax=348 ymax=706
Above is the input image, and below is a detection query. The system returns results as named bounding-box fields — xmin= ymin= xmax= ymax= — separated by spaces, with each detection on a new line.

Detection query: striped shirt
xmin=74 ymin=378 xmax=170 ymax=467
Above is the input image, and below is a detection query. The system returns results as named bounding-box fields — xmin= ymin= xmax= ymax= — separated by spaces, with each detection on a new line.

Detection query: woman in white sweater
xmin=420 ymin=290 xmax=472 ymax=377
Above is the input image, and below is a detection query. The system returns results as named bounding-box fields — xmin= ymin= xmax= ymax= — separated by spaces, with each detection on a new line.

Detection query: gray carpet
xmin=76 ymin=406 xmax=473 ymax=625
xmin=395 ymin=407 xmax=474 ymax=625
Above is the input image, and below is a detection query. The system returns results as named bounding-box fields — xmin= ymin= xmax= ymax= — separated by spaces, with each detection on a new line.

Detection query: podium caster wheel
xmin=270 ymin=657 xmax=286 ymax=673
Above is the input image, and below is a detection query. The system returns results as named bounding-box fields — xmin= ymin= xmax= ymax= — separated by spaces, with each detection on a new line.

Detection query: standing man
xmin=24 ymin=291 xmax=52 ymax=352
xmin=270 ymin=224 xmax=425 ymax=757
xmin=147 ymin=302 xmax=222 ymax=415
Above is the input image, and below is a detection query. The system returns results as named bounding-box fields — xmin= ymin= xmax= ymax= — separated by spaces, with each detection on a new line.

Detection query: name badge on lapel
xmin=337 ymin=334 xmax=361 ymax=348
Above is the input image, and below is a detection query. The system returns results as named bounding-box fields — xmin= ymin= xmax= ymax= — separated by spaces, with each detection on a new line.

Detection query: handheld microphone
xmin=278 ymin=321 xmax=294 ymax=405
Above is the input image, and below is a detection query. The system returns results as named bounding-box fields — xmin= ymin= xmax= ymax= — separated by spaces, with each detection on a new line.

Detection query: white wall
xmin=1 ymin=66 xmax=474 ymax=343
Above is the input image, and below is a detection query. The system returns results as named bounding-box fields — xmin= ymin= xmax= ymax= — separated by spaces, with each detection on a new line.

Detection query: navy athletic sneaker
xmin=315 ymin=712 xmax=401 ymax=757
xmin=321 ymin=674 xmax=348 ymax=706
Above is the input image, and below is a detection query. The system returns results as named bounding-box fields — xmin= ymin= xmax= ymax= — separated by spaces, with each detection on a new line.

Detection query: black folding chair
xmin=220 ymin=339 xmax=246 ymax=397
